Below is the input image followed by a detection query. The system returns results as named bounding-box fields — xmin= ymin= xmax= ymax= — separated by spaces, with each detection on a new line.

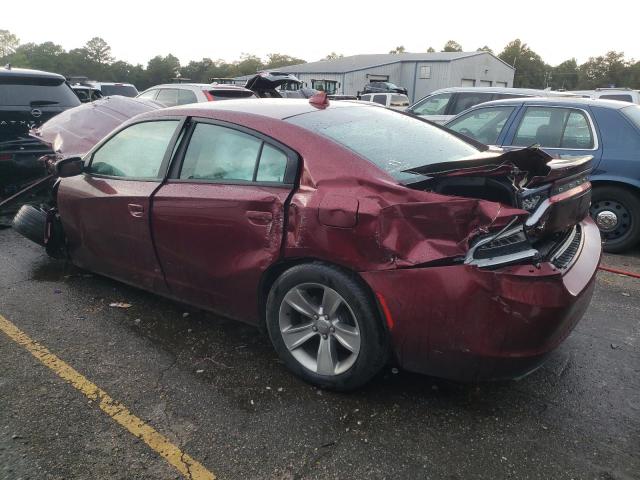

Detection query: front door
xmin=58 ymin=119 xmax=182 ymax=292
xmin=151 ymin=120 xmax=297 ymax=323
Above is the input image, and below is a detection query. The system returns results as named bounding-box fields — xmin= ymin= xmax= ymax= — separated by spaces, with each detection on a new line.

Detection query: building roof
xmin=268 ymin=52 xmax=513 ymax=74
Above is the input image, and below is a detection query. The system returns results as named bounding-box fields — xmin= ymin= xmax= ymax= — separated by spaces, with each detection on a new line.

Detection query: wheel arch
xmin=590 ymin=176 xmax=640 ymax=194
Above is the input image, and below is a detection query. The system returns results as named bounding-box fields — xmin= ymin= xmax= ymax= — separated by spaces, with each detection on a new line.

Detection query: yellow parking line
xmin=0 ymin=314 xmax=216 ymax=480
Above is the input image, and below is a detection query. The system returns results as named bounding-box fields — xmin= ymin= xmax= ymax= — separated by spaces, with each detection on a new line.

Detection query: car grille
xmin=551 ymin=226 xmax=583 ymax=269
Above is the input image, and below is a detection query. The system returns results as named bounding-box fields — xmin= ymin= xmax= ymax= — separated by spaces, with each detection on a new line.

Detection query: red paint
xmin=55 ymin=100 xmax=602 ymax=382
xmin=598 ymin=265 xmax=640 ymax=279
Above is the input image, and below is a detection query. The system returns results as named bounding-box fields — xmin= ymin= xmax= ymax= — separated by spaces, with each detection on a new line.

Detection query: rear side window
xmin=447 ymin=106 xmax=515 ymax=145
xmin=156 ymin=89 xmax=179 ymax=107
xmin=89 ymin=121 xmax=178 ymax=178
xmin=360 ymin=94 xmax=371 ymax=102
xmin=599 ymin=94 xmax=633 ymax=102
xmin=0 ymin=76 xmax=80 ymax=107
xmin=449 ymin=92 xmax=494 ymax=115
xmin=179 ymin=123 xmax=261 ymax=181
xmin=177 ymin=89 xmax=198 ymax=105
xmin=411 ymin=93 xmax=452 ymax=116
xmin=512 ymin=107 xmax=594 ymax=149
xmin=390 ymin=94 xmax=410 ymax=107
xmin=211 ymin=89 xmax=257 ymax=100
xmin=372 ymin=95 xmax=387 ymax=105
xmin=256 ymin=144 xmax=288 ymax=182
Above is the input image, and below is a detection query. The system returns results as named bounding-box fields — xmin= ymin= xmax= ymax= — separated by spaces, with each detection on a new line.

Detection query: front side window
xmin=89 ymin=121 xmax=178 ymax=178
xmin=179 ymin=123 xmax=261 ymax=181
xmin=449 ymin=92 xmax=494 ymax=115
xmin=372 ymin=95 xmax=387 ymax=105
xmin=286 ymin=105 xmax=480 ymax=182
xmin=447 ymin=106 xmax=515 ymax=145
xmin=411 ymin=93 xmax=452 ymax=116
xmin=512 ymin=107 xmax=594 ymax=149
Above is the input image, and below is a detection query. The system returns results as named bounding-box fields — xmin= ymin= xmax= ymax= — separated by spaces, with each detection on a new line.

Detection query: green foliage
xmin=389 ymin=46 xmax=406 ymax=54
xmin=0 ymin=29 xmax=19 ymax=58
xmin=476 ymin=45 xmax=493 ymax=54
xmin=550 ymin=58 xmax=579 ymax=90
xmin=426 ymin=47 xmax=436 ymax=53
xmin=264 ymin=53 xmax=305 ymax=69
xmin=442 ymin=40 xmax=463 ymax=52
xmin=498 ymin=39 xmax=548 ymax=88
xmin=323 ymin=52 xmax=344 ymax=60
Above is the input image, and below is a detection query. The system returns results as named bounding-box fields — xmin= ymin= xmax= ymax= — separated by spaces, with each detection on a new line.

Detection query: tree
xmin=498 ymin=39 xmax=547 ymax=88
xmin=578 ymin=51 xmax=630 ymax=89
xmin=145 ymin=54 xmax=180 ymax=85
xmin=0 ymin=29 xmax=19 ymax=59
xmin=84 ymin=37 xmax=113 ymax=65
xmin=442 ymin=40 xmax=462 ymax=52
xmin=476 ymin=45 xmax=493 ymax=54
xmin=8 ymin=42 xmax=66 ymax=73
xmin=264 ymin=53 xmax=305 ymax=69
xmin=550 ymin=58 xmax=579 ymax=90
xmin=389 ymin=46 xmax=406 ymax=54
xmin=323 ymin=52 xmax=344 ymax=60
xmin=426 ymin=47 xmax=435 ymax=53
xmin=234 ymin=53 xmax=263 ymax=75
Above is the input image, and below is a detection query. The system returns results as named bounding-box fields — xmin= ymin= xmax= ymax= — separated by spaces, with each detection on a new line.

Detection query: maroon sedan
xmin=14 ymin=96 xmax=601 ymax=390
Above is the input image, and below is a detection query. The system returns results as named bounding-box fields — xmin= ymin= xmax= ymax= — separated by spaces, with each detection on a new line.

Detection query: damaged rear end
xmin=402 ymin=147 xmax=593 ymax=270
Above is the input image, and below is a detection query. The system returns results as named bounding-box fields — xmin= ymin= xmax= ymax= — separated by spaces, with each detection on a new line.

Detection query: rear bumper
xmin=361 ymin=217 xmax=601 ymax=382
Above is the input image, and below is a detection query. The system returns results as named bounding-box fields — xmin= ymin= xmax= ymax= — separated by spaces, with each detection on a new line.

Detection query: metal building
xmin=266 ymin=52 xmax=515 ymax=103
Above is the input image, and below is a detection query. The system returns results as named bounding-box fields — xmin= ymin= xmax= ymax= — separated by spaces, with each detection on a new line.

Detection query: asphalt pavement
xmin=0 ymin=228 xmax=638 ymax=480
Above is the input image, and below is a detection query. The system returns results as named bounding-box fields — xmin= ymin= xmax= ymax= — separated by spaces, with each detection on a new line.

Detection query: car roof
xmin=91 ymin=81 xmax=135 ymax=87
xmin=137 ymin=98 xmax=369 ymax=121
xmin=468 ymin=96 xmax=632 ymax=110
xmin=146 ymin=83 xmax=251 ymax=90
xmin=0 ymin=66 xmax=66 ymax=80
xmin=426 ymin=86 xmax=576 ymax=97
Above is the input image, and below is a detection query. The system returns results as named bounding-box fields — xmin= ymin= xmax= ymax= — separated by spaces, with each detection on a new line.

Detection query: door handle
xmin=246 ymin=210 xmax=273 ymax=225
xmin=127 ymin=203 xmax=145 ymax=218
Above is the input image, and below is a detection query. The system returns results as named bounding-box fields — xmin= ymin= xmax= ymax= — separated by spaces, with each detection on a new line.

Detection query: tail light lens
xmin=203 ymin=90 xmax=215 ymax=101
xmin=0 ymin=153 xmax=13 ymax=161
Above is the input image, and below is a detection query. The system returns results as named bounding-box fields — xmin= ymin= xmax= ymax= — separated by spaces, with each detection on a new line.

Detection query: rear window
xmin=210 ymin=89 xmax=257 ymax=100
xmin=0 ymin=77 xmax=80 ymax=106
xmin=390 ymin=94 xmax=409 ymax=107
xmin=100 ymin=85 xmax=138 ymax=97
xmin=621 ymin=105 xmax=640 ymax=130
xmin=599 ymin=94 xmax=633 ymax=102
xmin=286 ymin=105 xmax=480 ymax=182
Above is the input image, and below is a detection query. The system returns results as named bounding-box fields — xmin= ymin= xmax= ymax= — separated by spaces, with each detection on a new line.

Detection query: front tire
xmin=590 ymin=186 xmax=640 ymax=253
xmin=266 ymin=263 xmax=388 ymax=391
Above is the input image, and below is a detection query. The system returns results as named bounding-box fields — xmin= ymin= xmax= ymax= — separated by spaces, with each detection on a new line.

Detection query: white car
xmin=359 ymin=93 xmax=410 ymax=110
xmin=570 ymin=88 xmax=640 ymax=104
xmin=406 ymin=87 xmax=577 ymax=124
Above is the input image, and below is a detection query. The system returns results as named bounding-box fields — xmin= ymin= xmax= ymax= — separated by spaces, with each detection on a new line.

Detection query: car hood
xmin=30 ymin=95 xmax=165 ymax=157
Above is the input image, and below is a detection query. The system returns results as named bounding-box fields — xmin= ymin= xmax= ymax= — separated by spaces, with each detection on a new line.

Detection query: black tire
xmin=590 ymin=186 xmax=640 ymax=253
xmin=12 ymin=204 xmax=47 ymax=247
xmin=266 ymin=263 xmax=388 ymax=391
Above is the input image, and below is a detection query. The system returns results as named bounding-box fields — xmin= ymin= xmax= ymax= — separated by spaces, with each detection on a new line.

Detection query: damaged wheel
xmin=266 ymin=263 xmax=388 ymax=391
xmin=12 ymin=204 xmax=67 ymax=258
xmin=590 ymin=186 xmax=640 ymax=253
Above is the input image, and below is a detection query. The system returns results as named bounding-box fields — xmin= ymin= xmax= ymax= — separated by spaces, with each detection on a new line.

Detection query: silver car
xmin=137 ymin=83 xmax=257 ymax=106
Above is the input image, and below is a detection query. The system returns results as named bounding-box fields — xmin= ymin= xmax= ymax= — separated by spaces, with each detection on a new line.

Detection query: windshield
xmin=0 ymin=77 xmax=80 ymax=106
xmin=286 ymin=106 xmax=480 ymax=182
xmin=621 ymin=105 xmax=640 ymax=130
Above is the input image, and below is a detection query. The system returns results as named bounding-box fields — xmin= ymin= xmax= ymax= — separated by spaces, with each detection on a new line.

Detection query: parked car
xmin=0 ymin=65 xmax=80 ymax=206
xmin=70 ymin=84 xmax=103 ymax=103
xmin=244 ymin=72 xmax=308 ymax=98
xmin=571 ymin=88 xmax=640 ymax=104
xmin=88 ymin=82 xmax=139 ymax=97
xmin=445 ymin=97 xmax=640 ymax=252
xmin=359 ymin=93 xmax=410 ymax=110
xmin=13 ymin=98 xmax=600 ymax=390
xmin=138 ymin=83 xmax=257 ymax=106
xmin=407 ymin=87 xmax=577 ymax=124
xmin=361 ymin=81 xmax=408 ymax=95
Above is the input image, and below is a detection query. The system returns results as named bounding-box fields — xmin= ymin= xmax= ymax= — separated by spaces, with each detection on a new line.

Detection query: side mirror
xmin=56 ymin=156 xmax=84 ymax=177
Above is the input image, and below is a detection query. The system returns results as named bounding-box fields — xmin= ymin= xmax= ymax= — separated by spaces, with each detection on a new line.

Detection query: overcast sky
xmin=5 ymin=1 xmax=640 ymax=67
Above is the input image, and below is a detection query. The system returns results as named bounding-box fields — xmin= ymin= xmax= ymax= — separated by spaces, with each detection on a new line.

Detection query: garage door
xmin=461 ymin=79 xmax=476 ymax=87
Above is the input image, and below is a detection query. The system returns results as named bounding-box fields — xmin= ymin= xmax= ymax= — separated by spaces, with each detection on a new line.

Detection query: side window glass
xmin=561 ymin=111 xmax=594 ymax=148
xmin=412 ymin=93 xmax=452 ymax=116
xmin=89 ymin=121 xmax=178 ymax=178
xmin=138 ymin=89 xmax=158 ymax=100
xmin=177 ymin=89 xmax=198 ymax=105
xmin=156 ymin=89 xmax=179 ymax=107
xmin=447 ymin=107 xmax=515 ymax=145
xmin=360 ymin=94 xmax=371 ymax=101
xmin=450 ymin=92 xmax=494 ymax=115
xmin=179 ymin=123 xmax=261 ymax=181
xmin=256 ymin=144 xmax=288 ymax=182
xmin=372 ymin=95 xmax=387 ymax=105
xmin=513 ymin=107 xmax=566 ymax=148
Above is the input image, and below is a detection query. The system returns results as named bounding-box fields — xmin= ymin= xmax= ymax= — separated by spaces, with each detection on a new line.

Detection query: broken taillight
xmin=0 ymin=153 xmax=13 ymax=161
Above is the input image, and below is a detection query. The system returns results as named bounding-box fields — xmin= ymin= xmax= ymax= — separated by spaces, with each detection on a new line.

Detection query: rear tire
xmin=265 ymin=263 xmax=388 ymax=391
xmin=590 ymin=186 xmax=640 ymax=253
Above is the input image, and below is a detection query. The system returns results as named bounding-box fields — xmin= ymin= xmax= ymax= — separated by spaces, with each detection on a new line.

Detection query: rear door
xmin=58 ymin=119 xmax=183 ymax=292
xmin=501 ymin=105 xmax=602 ymax=162
xmin=152 ymin=119 xmax=298 ymax=322
xmin=446 ymin=105 xmax=520 ymax=146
